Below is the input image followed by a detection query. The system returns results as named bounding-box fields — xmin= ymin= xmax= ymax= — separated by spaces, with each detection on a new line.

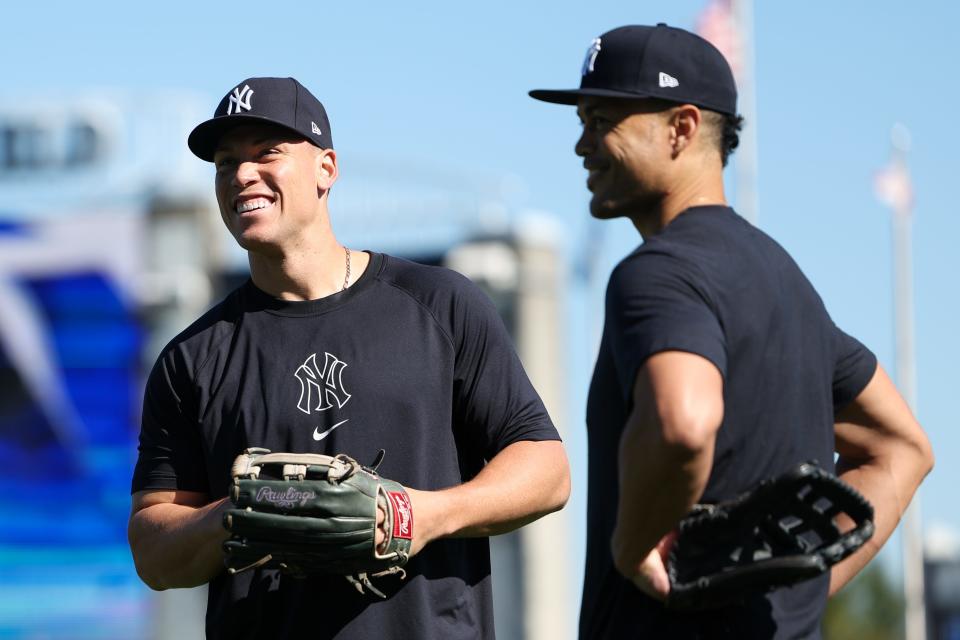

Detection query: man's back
xmin=582 ymin=206 xmax=876 ymax=638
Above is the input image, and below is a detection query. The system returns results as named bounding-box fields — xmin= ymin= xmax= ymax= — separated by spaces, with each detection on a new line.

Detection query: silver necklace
xmin=342 ymin=246 xmax=351 ymax=291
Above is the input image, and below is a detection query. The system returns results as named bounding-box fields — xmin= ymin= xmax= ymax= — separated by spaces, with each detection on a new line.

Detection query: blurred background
xmin=1 ymin=1 xmax=957 ymax=638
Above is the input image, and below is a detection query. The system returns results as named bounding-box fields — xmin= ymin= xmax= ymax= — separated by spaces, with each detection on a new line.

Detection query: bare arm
xmin=610 ymin=351 xmax=724 ymax=592
xmin=128 ymin=489 xmax=231 ymax=590
xmin=830 ymin=364 xmax=934 ymax=595
xmin=404 ymin=439 xmax=570 ymax=555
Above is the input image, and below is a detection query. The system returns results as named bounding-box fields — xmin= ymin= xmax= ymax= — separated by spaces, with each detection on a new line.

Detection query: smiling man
xmin=127 ymin=77 xmax=570 ymax=639
xmin=531 ymin=25 xmax=932 ymax=639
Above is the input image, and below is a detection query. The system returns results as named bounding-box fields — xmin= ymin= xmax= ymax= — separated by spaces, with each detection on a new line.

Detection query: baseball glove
xmin=222 ymin=448 xmax=414 ymax=598
xmin=666 ymin=461 xmax=874 ymax=610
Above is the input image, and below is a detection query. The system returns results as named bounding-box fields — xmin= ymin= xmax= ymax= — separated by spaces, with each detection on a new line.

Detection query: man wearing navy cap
xmin=128 ymin=77 xmax=570 ymax=639
xmin=531 ymin=24 xmax=932 ymax=638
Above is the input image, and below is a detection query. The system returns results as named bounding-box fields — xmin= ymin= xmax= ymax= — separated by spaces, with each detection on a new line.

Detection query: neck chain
xmin=342 ymin=246 xmax=351 ymax=291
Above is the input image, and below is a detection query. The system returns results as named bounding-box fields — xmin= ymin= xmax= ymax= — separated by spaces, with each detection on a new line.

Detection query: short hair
xmin=701 ymin=109 xmax=745 ymax=167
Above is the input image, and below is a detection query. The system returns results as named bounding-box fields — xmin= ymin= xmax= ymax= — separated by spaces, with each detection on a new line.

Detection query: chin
xmin=589 ymin=197 xmax=627 ymax=220
xmin=233 ymin=231 xmax=279 ymax=255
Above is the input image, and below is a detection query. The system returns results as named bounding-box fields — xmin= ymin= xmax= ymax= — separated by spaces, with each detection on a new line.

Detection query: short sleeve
xmin=449 ymin=277 xmax=560 ymax=460
xmin=832 ymin=327 xmax=877 ymax=412
xmin=606 ymin=251 xmax=727 ymax=403
xmin=131 ymin=346 xmax=209 ymax=494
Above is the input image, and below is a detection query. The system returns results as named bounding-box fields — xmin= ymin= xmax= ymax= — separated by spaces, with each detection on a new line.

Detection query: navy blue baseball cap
xmin=188 ymin=77 xmax=333 ymax=161
xmin=530 ymin=24 xmax=737 ymax=116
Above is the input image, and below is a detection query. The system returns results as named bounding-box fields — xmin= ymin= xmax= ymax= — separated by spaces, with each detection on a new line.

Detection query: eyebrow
xmin=215 ymin=133 xmax=295 ymax=156
xmin=578 ymin=102 xmax=603 ymax=120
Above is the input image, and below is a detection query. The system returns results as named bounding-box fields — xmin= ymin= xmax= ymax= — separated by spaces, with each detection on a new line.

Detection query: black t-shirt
xmin=132 ymin=252 xmax=560 ymax=640
xmin=581 ymin=207 xmax=877 ymax=640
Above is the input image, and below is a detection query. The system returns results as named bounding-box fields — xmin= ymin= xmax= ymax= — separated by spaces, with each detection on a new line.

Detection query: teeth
xmin=236 ymin=198 xmax=271 ymax=214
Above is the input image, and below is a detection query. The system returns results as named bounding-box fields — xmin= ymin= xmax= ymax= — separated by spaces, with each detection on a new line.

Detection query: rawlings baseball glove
xmin=222 ymin=448 xmax=414 ymax=598
xmin=666 ymin=461 xmax=874 ymax=610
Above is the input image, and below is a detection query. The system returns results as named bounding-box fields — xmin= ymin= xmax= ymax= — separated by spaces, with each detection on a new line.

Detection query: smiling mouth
xmin=234 ymin=197 xmax=273 ymax=214
xmin=586 ymin=168 xmax=605 ymax=190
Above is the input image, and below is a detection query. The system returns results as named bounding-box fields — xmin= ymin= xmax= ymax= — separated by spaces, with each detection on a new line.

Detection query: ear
xmin=668 ymin=105 xmax=702 ymax=158
xmin=315 ymin=148 xmax=338 ymax=192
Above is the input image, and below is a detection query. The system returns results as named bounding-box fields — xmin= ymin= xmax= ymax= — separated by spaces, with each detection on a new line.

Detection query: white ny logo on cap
xmin=227 ymin=85 xmax=254 ymax=114
xmin=582 ymin=37 xmax=602 ymax=76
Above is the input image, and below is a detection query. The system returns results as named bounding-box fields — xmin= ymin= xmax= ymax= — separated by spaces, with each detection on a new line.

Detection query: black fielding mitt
xmin=222 ymin=448 xmax=414 ymax=598
xmin=666 ymin=461 xmax=874 ymax=610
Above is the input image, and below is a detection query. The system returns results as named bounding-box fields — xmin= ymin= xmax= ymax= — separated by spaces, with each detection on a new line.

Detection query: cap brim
xmin=187 ymin=114 xmax=315 ymax=162
xmin=528 ymin=87 xmax=658 ymax=105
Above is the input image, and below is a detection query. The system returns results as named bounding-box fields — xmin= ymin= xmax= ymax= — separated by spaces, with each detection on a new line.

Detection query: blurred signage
xmin=0 ymin=114 xmax=109 ymax=174
xmin=0 ymin=91 xmax=210 ymax=212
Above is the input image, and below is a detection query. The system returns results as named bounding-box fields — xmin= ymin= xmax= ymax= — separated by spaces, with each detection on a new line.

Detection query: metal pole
xmin=886 ymin=124 xmax=926 ymax=640
xmin=732 ymin=0 xmax=759 ymax=226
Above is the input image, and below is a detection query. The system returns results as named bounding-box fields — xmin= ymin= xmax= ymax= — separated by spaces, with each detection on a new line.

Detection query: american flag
xmin=696 ymin=0 xmax=743 ymax=80
xmin=874 ymin=157 xmax=914 ymax=216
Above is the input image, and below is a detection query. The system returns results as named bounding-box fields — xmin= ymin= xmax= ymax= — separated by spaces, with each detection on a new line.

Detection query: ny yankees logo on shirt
xmin=294 ymin=352 xmax=352 ymax=440
xmin=295 ymin=352 xmax=351 ymax=414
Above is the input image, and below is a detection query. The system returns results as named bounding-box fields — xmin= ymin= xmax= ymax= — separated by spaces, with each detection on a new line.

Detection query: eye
xmin=587 ymin=115 xmax=611 ymax=132
xmin=258 ymin=147 xmax=281 ymax=158
xmin=214 ymin=156 xmax=235 ymax=171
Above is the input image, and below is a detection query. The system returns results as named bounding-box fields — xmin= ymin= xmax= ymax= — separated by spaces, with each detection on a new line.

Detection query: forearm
xmin=830 ymin=446 xmax=931 ymax=594
xmin=128 ymin=497 xmax=230 ymax=590
xmin=611 ymin=419 xmax=714 ymax=574
xmin=829 ymin=364 xmax=934 ymax=595
xmin=610 ymin=351 xmax=724 ymax=578
xmin=406 ymin=440 xmax=569 ymax=549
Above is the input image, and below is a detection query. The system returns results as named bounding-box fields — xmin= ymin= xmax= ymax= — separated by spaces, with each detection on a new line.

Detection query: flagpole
xmin=883 ymin=123 xmax=926 ymax=640
xmin=732 ymin=0 xmax=758 ymax=226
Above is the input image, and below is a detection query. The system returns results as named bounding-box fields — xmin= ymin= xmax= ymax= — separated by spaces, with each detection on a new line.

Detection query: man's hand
xmin=614 ymin=531 xmax=677 ymax=602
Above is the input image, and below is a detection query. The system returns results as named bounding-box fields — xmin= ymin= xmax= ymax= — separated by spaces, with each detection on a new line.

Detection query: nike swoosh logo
xmin=313 ymin=419 xmax=349 ymax=441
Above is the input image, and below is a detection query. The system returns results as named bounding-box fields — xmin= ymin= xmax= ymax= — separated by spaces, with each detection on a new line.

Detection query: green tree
xmin=823 ymin=562 xmax=905 ymax=640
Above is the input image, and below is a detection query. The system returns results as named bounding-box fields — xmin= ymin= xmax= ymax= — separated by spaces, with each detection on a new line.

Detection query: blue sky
xmin=4 ymin=0 xmax=957 ymax=587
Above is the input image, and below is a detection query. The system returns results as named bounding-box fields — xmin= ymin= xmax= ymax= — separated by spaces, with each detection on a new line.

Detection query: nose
xmin=575 ymin=126 xmax=593 ymax=158
xmin=232 ymin=160 xmax=259 ymax=188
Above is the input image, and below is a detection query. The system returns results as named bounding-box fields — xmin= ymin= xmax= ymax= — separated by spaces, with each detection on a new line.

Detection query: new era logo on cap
xmin=187 ymin=77 xmax=334 ymax=162
xmin=659 ymin=72 xmax=679 ymax=88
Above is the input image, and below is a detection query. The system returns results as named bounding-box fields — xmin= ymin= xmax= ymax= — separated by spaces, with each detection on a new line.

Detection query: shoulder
xmin=609 ymin=241 xmax=706 ymax=299
xmin=375 ymin=254 xmax=494 ymax=311
xmin=152 ymin=284 xmax=246 ymax=374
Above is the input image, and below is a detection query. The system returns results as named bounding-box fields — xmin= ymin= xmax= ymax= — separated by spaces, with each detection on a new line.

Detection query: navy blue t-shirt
xmin=581 ymin=207 xmax=877 ymax=639
xmin=132 ymin=252 xmax=560 ymax=640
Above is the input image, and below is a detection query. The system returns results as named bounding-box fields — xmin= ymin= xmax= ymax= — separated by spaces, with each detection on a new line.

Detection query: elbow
xmin=658 ymin=406 xmax=722 ymax=456
xmin=551 ymin=462 xmax=572 ymax=513
xmin=128 ymin=519 xmax=170 ymax=591
xmin=538 ymin=440 xmax=572 ymax=515
xmin=916 ymin=431 xmax=935 ymax=478
xmin=539 ymin=445 xmax=572 ymax=516
xmin=129 ymin=546 xmax=170 ymax=592
xmin=896 ymin=420 xmax=935 ymax=481
xmin=135 ymin=563 xmax=169 ymax=592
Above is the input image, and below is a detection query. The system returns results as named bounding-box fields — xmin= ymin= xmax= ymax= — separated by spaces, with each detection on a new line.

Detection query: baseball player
xmin=128 ymin=77 xmax=570 ymax=639
xmin=530 ymin=24 xmax=933 ymax=638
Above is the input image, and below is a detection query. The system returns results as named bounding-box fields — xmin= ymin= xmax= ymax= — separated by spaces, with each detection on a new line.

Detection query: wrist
xmin=404 ymin=487 xmax=453 ymax=554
